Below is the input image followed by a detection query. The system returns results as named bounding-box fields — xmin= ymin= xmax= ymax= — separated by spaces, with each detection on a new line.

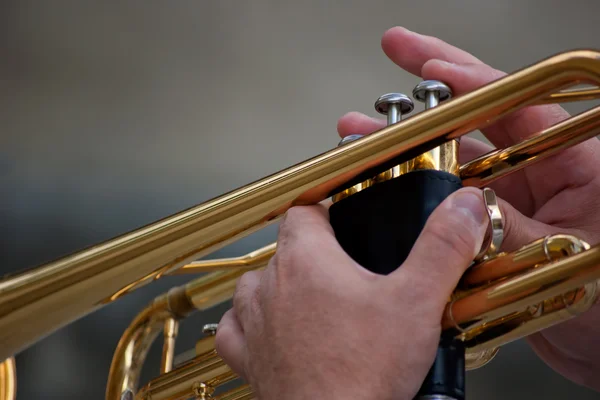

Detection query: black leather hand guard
xmin=329 ymin=169 xmax=462 ymax=272
xmin=329 ymin=169 xmax=466 ymax=400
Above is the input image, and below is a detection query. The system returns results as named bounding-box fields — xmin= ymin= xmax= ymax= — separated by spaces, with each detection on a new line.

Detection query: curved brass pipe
xmin=0 ymin=358 xmax=16 ymax=400
xmin=540 ymin=86 xmax=600 ymax=104
xmin=106 ymin=262 xmax=266 ymax=400
xmin=173 ymin=243 xmax=276 ymax=274
xmin=105 ymin=288 xmax=193 ymax=400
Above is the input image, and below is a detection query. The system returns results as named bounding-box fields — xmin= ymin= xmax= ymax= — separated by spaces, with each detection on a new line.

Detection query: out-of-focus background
xmin=2 ymin=1 xmax=600 ymax=399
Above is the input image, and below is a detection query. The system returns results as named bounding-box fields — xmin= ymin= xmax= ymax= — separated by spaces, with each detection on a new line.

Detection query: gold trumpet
xmin=2 ymin=49 xmax=600 ymax=400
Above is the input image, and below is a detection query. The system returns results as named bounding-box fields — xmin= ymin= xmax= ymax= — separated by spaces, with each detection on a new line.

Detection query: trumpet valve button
xmin=413 ymin=80 xmax=453 ymax=103
xmin=374 ymin=93 xmax=414 ymax=116
xmin=202 ymin=323 xmax=219 ymax=336
xmin=338 ymin=134 xmax=365 ymax=146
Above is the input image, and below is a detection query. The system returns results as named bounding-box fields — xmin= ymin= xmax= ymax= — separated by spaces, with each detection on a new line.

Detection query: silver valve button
xmin=374 ymin=93 xmax=414 ymax=125
xmin=413 ymin=80 xmax=452 ymax=109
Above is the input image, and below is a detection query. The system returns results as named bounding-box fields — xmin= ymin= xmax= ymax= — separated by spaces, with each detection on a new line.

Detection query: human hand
xmin=336 ymin=26 xmax=600 ymax=391
xmin=215 ymin=188 xmax=489 ymax=400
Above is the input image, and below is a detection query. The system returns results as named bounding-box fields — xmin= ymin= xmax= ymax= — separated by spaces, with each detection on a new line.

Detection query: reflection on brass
xmin=161 ymin=318 xmax=179 ymax=374
xmin=216 ymin=385 xmax=254 ymax=400
xmin=444 ymin=235 xmax=600 ymax=367
xmin=460 ymin=105 xmax=600 ymax=187
xmin=474 ymin=188 xmax=504 ymax=262
xmin=331 ymin=139 xmax=460 ymax=204
xmin=173 ymin=242 xmax=276 ymax=274
xmin=539 ymin=86 xmax=600 ymax=104
xmin=136 ymin=352 xmax=232 ymax=400
xmin=407 ymin=139 xmax=460 ymax=175
xmin=1 ymin=51 xmax=600 ymax=398
xmin=0 ymin=358 xmax=16 ymax=400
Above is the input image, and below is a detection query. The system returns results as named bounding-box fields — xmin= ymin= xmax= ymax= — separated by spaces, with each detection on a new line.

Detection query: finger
xmin=381 ymin=27 xmax=570 ymax=149
xmin=336 ymin=109 xmax=537 ymax=219
xmin=215 ymin=309 xmax=248 ymax=380
xmin=458 ymin=136 xmax=493 ymax=164
xmin=379 ymin=27 xmax=600 ymax=216
xmin=278 ymin=204 xmax=344 ymax=262
xmin=381 ymin=27 xmax=483 ymax=76
xmin=337 ymin=111 xmax=493 ymax=164
xmin=337 ymin=111 xmax=498 ymax=165
xmin=279 ymin=204 xmax=333 ymax=239
xmin=422 ymin=60 xmax=600 ymax=212
xmin=392 ymin=187 xmax=553 ymax=309
xmin=336 ymin=111 xmax=386 ymax=138
xmin=393 ymin=187 xmax=487 ymax=309
xmin=496 ymin=197 xmax=556 ymax=252
xmin=421 ymin=60 xmax=571 ymax=149
xmin=277 ymin=204 xmax=366 ymax=278
xmin=232 ymin=270 xmax=263 ymax=331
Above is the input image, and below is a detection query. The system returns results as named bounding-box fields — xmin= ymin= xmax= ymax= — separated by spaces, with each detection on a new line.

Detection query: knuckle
xmin=233 ymin=272 xmax=258 ymax=317
xmin=214 ymin=322 xmax=231 ymax=355
xmin=277 ymin=208 xmax=306 ymax=254
xmin=279 ymin=207 xmax=307 ymax=236
xmin=272 ymin=240 xmax=307 ymax=281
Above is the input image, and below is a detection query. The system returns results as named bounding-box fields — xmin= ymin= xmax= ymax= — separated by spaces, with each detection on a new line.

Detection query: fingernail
xmin=451 ymin=191 xmax=487 ymax=227
xmin=393 ymin=26 xmax=419 ymax=37
xmin=433 ymin=59 xmax=456 ymax=67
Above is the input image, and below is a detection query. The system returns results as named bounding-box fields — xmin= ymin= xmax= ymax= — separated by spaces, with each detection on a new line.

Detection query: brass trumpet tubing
xmin=185 ymin=267 xmax=264 ymax=311
xmin=461 ymin=235 xmax=590 ymax=287
xmin=173 ymin=242 xmax=276 ymax=274
xmin=107 ymin=270 xmax=257 ymax=399
xmin=460 ymin=105 xmax=600 ymax=187
xmin=490 ymin=244 xmax=600 ymax=300
xmin=161 ymin=318 xmax=179 ymax=374
xmin=462 ymin=287 xmax=594 ymax=356
xmin=2 ymin=50 xmax=600 ymax=365
xmin=540 ymin=86 xmax=600 ymax=104
xmin=105 ymin=288 xmax=195 ymax=400
xmin=0 ymin=358 xmax=16 ymax=400
xmin=134 ymin=353 xmax=231 ymax=400
xmin=443 ymin=244 xmax=600 ymax=331
xmin=214 ymin=385 xmax=254 ymax=400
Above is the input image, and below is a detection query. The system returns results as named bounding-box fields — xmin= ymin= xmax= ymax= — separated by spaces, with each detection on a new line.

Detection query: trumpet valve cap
xmin=338 ymin=134 xmax=365 ymax=146
xmin=374 ymin=93 xmax=414 ymax=115
xmin=413 ymin=80 xmax=452 ymax=102
xmin=202 ymin=323 xmax=219 ymax=336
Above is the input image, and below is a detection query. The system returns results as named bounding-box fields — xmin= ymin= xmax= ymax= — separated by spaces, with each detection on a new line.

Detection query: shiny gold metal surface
xmin=0 ymin=358 xmax=16 ymax=400
xmin=406 ymin=139 xmax=460 ymax=175
xmin=540 ymin=86 xmax=600 ymax=104
xmin=161 ymin=318 xmax=179 ymax=374
xmin=215 ymin=386 xmax=254 ymax=400
xmin=135 ymin=351 xmax=233 ymax=400
xmin=173 ymin=242 xmax=276 ymax=274
xmin=3 ymin=50 xmax=600 ymax=399
xmin=460 ymin=105 xmax=600 ymax=187
xmin=444 ymin=234 xmax=600 ymax=366
xmin=105 ymin=268 xmax=264 ymax=400
xmin=105 ymin=287 xmax=195 ymax=400
xmin=331 ymin=176 xmax=375 ymax=203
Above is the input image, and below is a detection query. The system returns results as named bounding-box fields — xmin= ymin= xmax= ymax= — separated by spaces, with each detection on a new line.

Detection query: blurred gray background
xmin=1 ymin=1 xmax=600 ymax=399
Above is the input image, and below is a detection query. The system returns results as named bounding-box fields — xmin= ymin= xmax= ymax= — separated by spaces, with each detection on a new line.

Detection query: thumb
xmin=394 ymin=187 xmax=556 ymax=310
xmin=393 ymin=187 xmax=488 ymax=308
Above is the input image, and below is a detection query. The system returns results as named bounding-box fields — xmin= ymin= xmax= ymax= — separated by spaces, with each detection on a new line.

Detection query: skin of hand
xmin=215 ymin=189 xmax=490 ymax=400
xmin=335 ymin=27 xmax=600 ymax=390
